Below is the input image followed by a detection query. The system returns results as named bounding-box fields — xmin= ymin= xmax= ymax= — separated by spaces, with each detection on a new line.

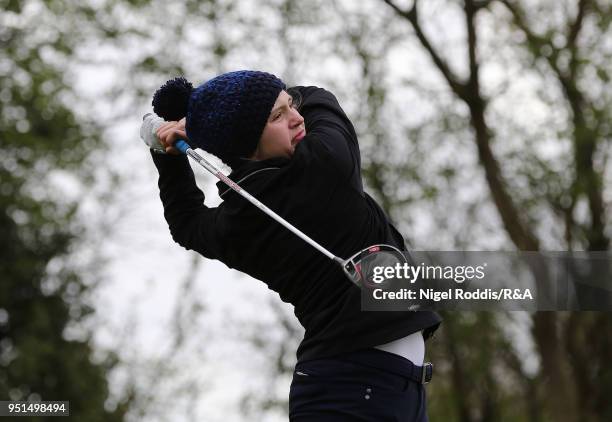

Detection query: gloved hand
xmin=140 ymin=113 xmax=187 ymax=155
xmin=140 ymin=113 xmax=166 ymax=152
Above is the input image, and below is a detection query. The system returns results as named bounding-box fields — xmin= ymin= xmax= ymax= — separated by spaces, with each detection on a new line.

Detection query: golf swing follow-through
xmin=141 ymin=70 xmax=441 ymax=421
xmin=142 ymin=112 xmax=407 ymax=288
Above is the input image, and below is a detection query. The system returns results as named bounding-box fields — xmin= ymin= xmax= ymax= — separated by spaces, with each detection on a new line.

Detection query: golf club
xmin=141 ymin=113 xmax=407 ymax=288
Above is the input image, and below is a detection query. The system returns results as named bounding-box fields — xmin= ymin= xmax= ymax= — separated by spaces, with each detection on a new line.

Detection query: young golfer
xmin=147 ymin=70 xmax=441 ymax=421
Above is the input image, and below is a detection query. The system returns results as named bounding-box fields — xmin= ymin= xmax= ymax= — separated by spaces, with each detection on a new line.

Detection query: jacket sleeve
xmin=289 ymin=86 xmax=362 ymax=186
xmin=150 ymin=150 xmax=224 ymax=260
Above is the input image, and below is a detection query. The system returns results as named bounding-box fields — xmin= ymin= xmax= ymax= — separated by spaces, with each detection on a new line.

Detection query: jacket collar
xmin=216 ymin=156 xmax=290 ymax=198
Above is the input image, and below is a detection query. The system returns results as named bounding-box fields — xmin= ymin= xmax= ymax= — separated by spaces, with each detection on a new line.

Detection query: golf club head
xmin=341 ymin=244 xmax=408 ymax=289
xmin=341 ymin=258 xmax=363 ymax=286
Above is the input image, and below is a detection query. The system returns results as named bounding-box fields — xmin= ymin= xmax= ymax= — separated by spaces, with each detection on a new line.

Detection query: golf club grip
xmin=174 ymin=140 xmax=190 ymax=154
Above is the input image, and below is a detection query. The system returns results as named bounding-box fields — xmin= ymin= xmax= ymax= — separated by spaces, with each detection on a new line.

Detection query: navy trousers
xmin=289 ymin=349 xmax=429 ymax=421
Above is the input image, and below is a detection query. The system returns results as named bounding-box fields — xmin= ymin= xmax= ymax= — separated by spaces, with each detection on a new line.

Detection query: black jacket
xmin=151 ymin=86 xmax=441 ymax=362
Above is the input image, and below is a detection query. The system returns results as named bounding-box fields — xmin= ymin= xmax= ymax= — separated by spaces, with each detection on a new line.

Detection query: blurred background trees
xmin=0 ymin=0 xmax=131 ymax=420
xmin=376 ymin=2 xmax=611 ymax=421
xmin=1 ymin=0 xmax=610 ymax=421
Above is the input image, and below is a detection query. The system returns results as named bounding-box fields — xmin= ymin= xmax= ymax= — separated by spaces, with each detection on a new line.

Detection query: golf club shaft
xmin=174 ymin=140 xmax=341 ymax=263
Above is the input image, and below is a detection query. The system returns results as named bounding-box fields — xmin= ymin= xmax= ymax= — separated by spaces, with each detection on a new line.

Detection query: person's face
xmin=251 ymin=91 xmax=306 ymax=160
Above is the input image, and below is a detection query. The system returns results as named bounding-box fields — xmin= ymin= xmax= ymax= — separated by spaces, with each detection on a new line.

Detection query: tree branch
xmin=499 ymin=0 xmax=608 ymax=251
xmin=443 ymin=317 xmax=475 ymax=422
xmin=499 ymin=0 xmax=560 ymax=71
xmin=464 ymin=0 xmax=481 ymax=97
xmin=566 ymin=0 xmax=590 ymax=84
xmin=472 ymin=0 xmax=493 ymax=10
xmin=567 ymin=0 xmax=588 ymax=51
xmin=383 ymin=0 xmax=468 ymax=100
xmin=384 ymin=0 xmax=540 ymax=250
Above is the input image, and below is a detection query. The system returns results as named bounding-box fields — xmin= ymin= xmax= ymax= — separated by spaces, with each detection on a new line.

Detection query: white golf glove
xmin=140 ymin=113 xmax=166 ymax=153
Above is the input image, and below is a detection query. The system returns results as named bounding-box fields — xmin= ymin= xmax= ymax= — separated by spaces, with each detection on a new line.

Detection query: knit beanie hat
xmin=152 ymin=70 xmax=286 ymax=168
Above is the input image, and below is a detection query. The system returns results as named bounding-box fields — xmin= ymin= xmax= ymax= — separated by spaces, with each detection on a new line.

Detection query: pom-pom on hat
xmin=152 ymin=71 xmax=286 ymax=168
xmin=152 ymin=77 xmax=193 ymax=122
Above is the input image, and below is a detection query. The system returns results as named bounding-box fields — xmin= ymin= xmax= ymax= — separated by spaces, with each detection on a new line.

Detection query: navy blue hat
xmin=152 ymin=71 xmax=285 ymax=168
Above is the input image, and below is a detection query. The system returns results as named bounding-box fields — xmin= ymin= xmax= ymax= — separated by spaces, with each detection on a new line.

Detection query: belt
xmin=343 ymin=348 xmax=434 ymax=385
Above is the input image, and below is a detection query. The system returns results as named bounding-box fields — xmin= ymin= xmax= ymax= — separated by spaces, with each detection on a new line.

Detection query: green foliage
xmin=0 ymin=2 xmax=127 ymax=420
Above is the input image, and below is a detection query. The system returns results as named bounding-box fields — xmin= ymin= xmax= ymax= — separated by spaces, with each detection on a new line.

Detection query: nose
xmin=290 ymin=108 xmax=304 ymax=127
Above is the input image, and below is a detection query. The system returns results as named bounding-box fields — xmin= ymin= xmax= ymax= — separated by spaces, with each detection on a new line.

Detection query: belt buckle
xmin=421 ymin=362 xmax=433 ymax=384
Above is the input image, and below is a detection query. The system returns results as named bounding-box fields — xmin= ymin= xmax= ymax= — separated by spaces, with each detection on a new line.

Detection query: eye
xmin=272 ymin=112 xmax=282 ymax=121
